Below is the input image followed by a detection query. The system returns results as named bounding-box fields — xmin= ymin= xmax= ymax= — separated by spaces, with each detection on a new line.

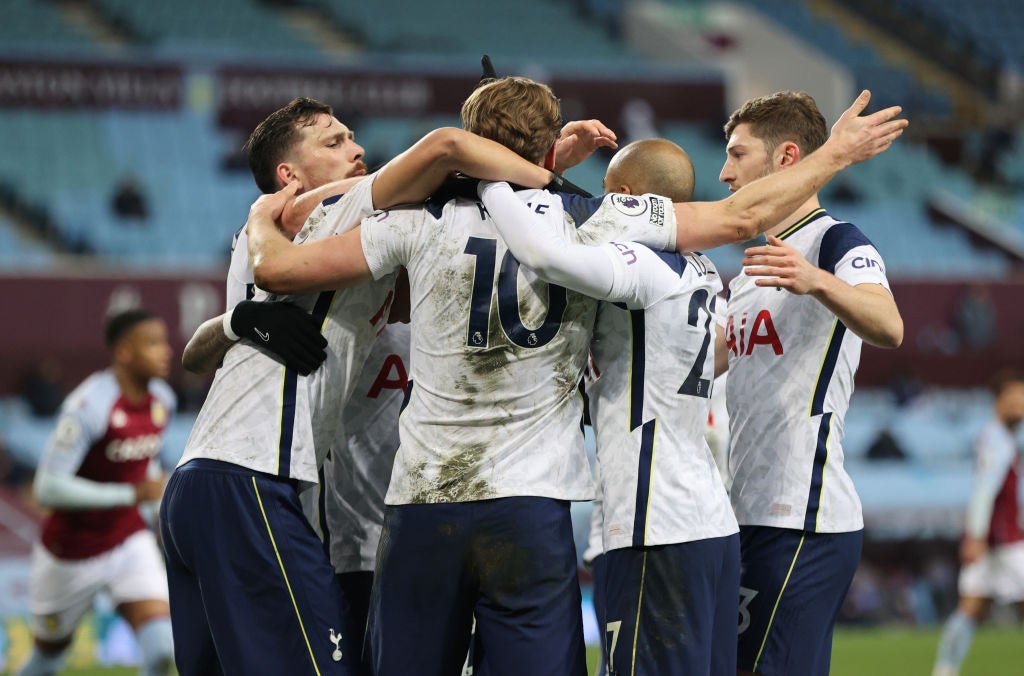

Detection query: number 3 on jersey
xmin=464 ymin=237 xmax=567 ymax=349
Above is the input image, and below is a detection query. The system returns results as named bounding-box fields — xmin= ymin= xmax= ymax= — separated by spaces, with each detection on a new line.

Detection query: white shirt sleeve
xmin=360 ymin=205 xmax=432 ymax=280
xmin=33 ymin=380 xmax=137 ymax=509
xmin=478 ymin=181 xmax=680 ymax=309
xmin=833 ymin=245 xmax=891 ymax=291
xmin=964 ymin=423 xmax=1016 ymax=539
xmin=33 ymin=471 xmax=136 ymax=510
xmin=226 ymin=226 xmax=253 ymax=309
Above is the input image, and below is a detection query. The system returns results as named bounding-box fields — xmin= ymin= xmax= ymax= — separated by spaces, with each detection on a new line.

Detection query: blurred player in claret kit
xmin=713 ymin=92 xmax=904 ymax=676
xmin=19 ymin=310 xmax=175 ymax=676
xmin=933 ymin=370 xmax=1024 ymax=676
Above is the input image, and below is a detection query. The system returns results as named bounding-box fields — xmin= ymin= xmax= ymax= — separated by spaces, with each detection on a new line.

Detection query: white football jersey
xmin=181 ymin=174 xmax=396 ymax=483
xmin=725 ymin=209 xmax=891 ymax=532
xmin=226 ymin=225 xmax=254 ymax=309
xmin=324 ymin=322 xmax=410 ymax=573
xmin=589 ymin=251 xmax=738 ymax=551
xmin=361 ymin=189 xmax=676 ymax=505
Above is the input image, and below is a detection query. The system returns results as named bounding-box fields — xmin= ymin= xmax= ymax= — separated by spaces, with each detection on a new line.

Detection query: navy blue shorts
xmin=367 ymin=497 xmax=587 ymax=676
xmin=589 ymin=553 xmax=609 ymax=676
xmin=602 ymin=533 xmax=740 ymax=676
xmin=159 ymin=459 xmax=361 ymax=675
xmin=736 ymin=526 xmax=863 ymax=676
xmin=338 ymin=571 xmax=373 ymax=675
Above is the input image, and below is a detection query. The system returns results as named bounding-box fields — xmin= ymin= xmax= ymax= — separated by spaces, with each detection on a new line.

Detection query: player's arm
xmin=250 ymin=128 xmax=560 ymax=295
xmin=249 ymin=183 xmax=374 ymax=294
xmin=182 ymin=301 xmax=329 ymax=375
xmin=33 ymin=406 xmax=156 ymax=510
xmin=672 ymin=91 xmax=907 ymax=251
xmin=962 ymin=433 xmax=1015 ymax=562
xmin=478 ymin=181 xmax=679 ymax=309
xmin=741 ymin=234 xmax=903 ymax=348
xmin=370 ymin=127 xmax=553 ymax=209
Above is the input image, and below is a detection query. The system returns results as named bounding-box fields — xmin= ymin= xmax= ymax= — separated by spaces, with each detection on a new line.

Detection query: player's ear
xmin=617 ymin=185 xmax=633 ymax=195
xmin=276 ymin=162 xmax=300 ymax=190
xmin=777 ymin=141 xmax=801 ymax=169
xmin=543 ymin=143 xmax=557 ymax=171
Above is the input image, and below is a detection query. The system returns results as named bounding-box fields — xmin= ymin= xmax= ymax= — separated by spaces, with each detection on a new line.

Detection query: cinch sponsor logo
xmin=852 ymin=257 xmax=883 ymax=271
xmin=725 ymin=309 xmax=784 ymax=357
xmin=106 ymin=433 xmax=162 ymax=462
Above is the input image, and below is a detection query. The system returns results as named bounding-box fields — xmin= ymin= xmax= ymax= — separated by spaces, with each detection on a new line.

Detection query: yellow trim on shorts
xmin=629 ymin=550 xmax=649 ymax=676
xmin=252 ymin=477 xmax=321 ymax=676
xmin=753 ymin=533 xmax=806 ymax=672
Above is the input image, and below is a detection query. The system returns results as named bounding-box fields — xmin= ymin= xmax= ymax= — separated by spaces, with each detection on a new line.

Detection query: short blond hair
xmin=461 ymin=76 xmax=562 ymax=164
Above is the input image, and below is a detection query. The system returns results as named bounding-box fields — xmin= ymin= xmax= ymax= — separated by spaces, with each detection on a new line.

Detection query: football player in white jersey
xmin=711 ymin=91 xmax=904 ymax=676
xmin=160 ymin=97 xmax=577 ymax=674
xmin=243 ymin=79 xmax=905 ymax=675
xmin=19 ymin=310 xmax=175 ymax=676
xmin=498 ymin=137 xmax=740 ymax=675
xmin=933 ymin=370 xmax=1024 ymax=676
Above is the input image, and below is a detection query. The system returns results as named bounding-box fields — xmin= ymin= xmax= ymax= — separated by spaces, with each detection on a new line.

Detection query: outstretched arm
xmin=370 ymin=127 xmax=553 ymax=209
xmin=674 ymin=91 xmax=907 ymax=250
xmin=250 ymin=127 xmax=559 ymax=295
xmin=478 ymin=181 xmax=679 ymax=309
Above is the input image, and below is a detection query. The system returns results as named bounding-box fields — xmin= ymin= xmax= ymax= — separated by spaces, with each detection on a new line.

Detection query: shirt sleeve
xmin=360 ymin=205 xmax=432 ymax=280
xmin=312 ymin=172 xmax=379 ymax=239
xmin=964 ymin=424 xmax=1016 ymax=539
xmin=479 ymin=181 xmax=681 ymax=309
xmin=37 ymin=385 xmax=111 ymax=477
xmin=575 ymin=192 xmax=677 ymax=252
xmin=225 ymin=226 xmax=254 ymax=309
xmin=818 ymin=222 xmax=891 ymax=291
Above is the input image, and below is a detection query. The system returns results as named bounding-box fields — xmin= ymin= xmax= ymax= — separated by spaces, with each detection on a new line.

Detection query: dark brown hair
xmin=724 ymin=91 xmax=827 ymax=157
xmin=243 ymin=97 xmax=333 ymax=194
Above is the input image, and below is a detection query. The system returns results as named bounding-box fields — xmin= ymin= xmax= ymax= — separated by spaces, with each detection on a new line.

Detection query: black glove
xmin=229 ymin=300 xmax=328 ymax=376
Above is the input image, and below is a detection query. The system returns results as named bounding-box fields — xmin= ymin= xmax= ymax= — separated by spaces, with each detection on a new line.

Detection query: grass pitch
xmin=6 ymin=626 xmax=1021 ymax=675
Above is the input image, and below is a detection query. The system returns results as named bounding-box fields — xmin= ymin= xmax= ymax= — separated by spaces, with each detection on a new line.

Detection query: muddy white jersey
xmin=324 ymin=322 xmax=410 ymax=573
xmin=588 ymin=251 xmax=738 ymax=551
xmin=226 ymin=225 xmax=254 ymax=309
xmin=725 ymin=209 xmax=891 ymax=532
xmin=181 ymin=174 xmax=396 ymax=483
xmin=361 ymin=189 xmax=676 ymax=505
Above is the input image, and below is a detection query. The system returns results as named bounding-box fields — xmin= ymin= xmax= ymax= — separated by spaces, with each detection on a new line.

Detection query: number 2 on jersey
xmin=464 ymin=237 xmax=567 ymax=349
xmin=678 ymin=288 xmax=713 ymax=398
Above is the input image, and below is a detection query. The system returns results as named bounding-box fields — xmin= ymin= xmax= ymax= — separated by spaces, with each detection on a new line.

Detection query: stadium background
xmin=1 ymin=0 xmax=1023 ymax=672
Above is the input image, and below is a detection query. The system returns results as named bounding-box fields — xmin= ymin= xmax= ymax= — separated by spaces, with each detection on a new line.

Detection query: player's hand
xmin=230 ymin=300 xmax=329 ymax=375
xmin=960 ymin=535 xmax=988 ymax=564
xmin=249 ymin=181 xmax=301 ymax=225
xmin=742 ymin=235 xmax=824 ymax=295
xmin=826 ymin=91 xmax=907 ymax=167
xmin=133 ymin=479 xmax=165 ymax=503
xmin=554 ymin=119 xmax=618 ymax=172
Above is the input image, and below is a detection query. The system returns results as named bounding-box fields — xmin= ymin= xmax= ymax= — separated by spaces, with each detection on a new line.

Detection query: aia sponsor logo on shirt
xmin=725 ymin=310 xmax=784 ymax=357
